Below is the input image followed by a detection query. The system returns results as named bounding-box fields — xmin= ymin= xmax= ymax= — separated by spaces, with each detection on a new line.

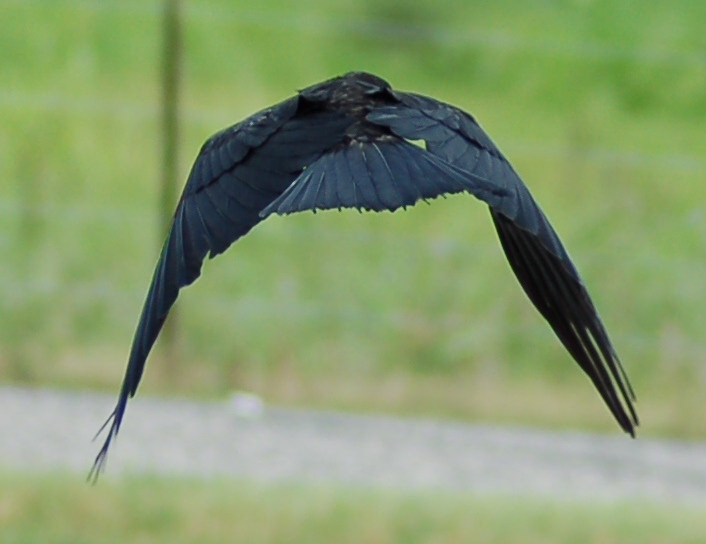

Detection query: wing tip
xmin=87 ymin=394 xmax=129 ymax=484
xmin=620 ymin=405 xmax=638 ymax=438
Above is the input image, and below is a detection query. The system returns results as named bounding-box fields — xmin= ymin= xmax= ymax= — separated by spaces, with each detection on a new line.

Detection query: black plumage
xmin=90 ymin=71 xmax=637 ymax=479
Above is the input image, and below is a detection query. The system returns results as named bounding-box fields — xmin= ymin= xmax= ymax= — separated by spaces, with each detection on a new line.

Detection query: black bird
xmin=90 ymin=71 xmax=637 ymax=479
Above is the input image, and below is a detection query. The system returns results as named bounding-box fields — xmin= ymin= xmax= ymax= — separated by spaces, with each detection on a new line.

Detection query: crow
xmin=90 ymin=71 xmax=637 ymax=480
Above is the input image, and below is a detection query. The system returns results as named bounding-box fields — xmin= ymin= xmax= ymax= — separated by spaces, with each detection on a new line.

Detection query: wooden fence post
xmin=160 ymin=0 xmax=181 ymax=372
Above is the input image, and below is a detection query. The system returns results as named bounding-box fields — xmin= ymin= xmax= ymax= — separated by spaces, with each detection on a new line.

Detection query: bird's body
xmin=90 ymin=72 xmax=637 ymax=479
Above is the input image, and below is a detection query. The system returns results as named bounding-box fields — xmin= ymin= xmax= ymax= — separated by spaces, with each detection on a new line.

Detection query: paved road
xmin=1 ymin=385 xmax=705 ymax=503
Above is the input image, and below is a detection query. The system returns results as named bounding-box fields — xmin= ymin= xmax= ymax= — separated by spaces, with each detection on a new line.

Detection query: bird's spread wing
xmin=367 ymin=92 xmax=638 ymax=435
xmin=89 ymin=96 xmax=351 ymax=480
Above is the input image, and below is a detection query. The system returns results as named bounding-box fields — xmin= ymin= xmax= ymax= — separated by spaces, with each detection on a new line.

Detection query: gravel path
xmin=1 ymin=385 xmax=705 ymax=504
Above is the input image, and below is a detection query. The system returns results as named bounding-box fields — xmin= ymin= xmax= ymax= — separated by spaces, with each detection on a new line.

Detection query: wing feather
xmin=363 ymin=144 xmax=407 ymax=209
xmin=346 ymin=145 xmax=383 ymax=211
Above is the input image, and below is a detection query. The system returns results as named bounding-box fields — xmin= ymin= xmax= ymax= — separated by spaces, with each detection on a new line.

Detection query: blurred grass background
xmin=3 ymin=473 xmax=706 ymax=544
xmin=0 ymin=0 xmax=705 ymax=439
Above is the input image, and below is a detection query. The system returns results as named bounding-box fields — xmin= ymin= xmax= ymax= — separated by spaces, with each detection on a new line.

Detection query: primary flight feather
xmin=90 ymin=71 xmax=637 ymax=479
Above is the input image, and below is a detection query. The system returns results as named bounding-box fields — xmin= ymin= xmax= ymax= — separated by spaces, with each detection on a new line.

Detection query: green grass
xmin=2 ymin=472 xmax=706 ymax=543
xmin=0 ymin=0 xmax=705 ymax=436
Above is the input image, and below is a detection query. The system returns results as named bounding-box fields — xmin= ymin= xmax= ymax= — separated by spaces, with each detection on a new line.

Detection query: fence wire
xmin=3 ymin=0 xmax=705 ymax=67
